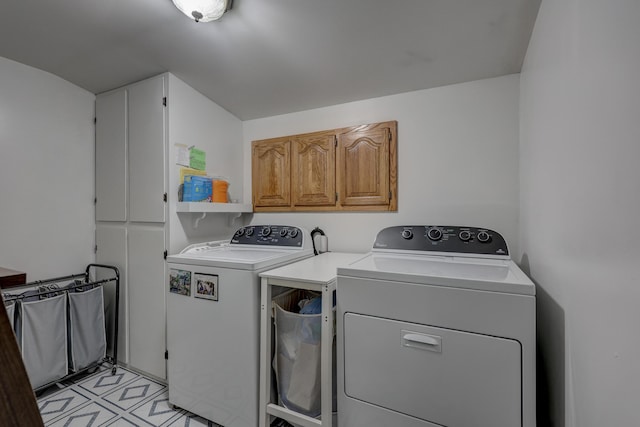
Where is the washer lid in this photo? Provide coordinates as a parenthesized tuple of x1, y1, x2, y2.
(167, 243, 313, 270)
(337, 252, 535, 295)
(167, 225, 314, 270)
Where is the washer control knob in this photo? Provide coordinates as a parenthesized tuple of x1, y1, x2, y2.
(427, 228, 443, 241)
(234, 228, 245, 238)
(280, 228, 288, 237)
(245, 227, 254, 237)
(458, 230, 471, 242)
(288, 229, 299, 238)
(477, 231, 491, 243)
(401, 229, 413, 240)
(261, 226, 272, 237)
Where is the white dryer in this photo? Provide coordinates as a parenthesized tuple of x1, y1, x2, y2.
(166, 225, 313, 427)
(337, 225, 536, 427)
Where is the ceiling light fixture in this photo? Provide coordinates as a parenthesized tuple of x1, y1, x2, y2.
(171, 0, 232, 23)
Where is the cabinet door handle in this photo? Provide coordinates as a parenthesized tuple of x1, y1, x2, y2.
(402, 330, 442, 353)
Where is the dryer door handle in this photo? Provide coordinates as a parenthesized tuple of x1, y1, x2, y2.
(402, 331, 442, 353)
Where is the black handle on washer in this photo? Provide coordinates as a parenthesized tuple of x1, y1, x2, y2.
(310, 227, 326, 256)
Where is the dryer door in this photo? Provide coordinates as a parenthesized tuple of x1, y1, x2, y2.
(343, 313, 522, 427)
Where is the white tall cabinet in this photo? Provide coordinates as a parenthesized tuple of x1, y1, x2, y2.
(129, 77, 166, 223)
(95, 75, 168, 380)
(95, 89, 127, 222)
(95, 73, 246, 381)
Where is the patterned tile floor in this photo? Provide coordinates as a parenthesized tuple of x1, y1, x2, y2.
(37, 366, 222, 426)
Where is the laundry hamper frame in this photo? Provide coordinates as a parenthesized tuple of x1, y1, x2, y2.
(2, 263, 120, 393)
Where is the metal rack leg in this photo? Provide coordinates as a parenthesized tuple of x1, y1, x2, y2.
(259, 278, 273, 427)
(320, 283, 333, 427)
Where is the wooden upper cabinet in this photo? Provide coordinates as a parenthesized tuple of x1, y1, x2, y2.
(252, 138, 291, 207)
(338, 124, 392, 207)
(292, 133, 336, 207)
(251, 120, 397, 212)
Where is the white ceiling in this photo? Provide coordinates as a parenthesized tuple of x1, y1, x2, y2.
(0, 0, 540, 120)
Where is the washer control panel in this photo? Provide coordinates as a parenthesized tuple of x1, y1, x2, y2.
(231, 225, 304, 247)
(373, 226, 509, 256)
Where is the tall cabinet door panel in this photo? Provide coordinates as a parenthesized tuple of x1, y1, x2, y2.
(128, 227, 166, 380)
(292, 134, 336, 206)
(96, 90, 127, 221)
(129, 76, 166, 223)
(96, 225, 128, 364)
(338, 126, 391, 207)
(252, 139, 291, 208)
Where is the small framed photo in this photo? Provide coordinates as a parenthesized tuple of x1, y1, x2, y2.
(195, 273, 219, 301)
(169, 269, 191, 296)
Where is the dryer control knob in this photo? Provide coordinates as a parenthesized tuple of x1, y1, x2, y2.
(261, 226, 272, 237)
(459, 230, 471, 242)
(280, 228, 288, 237)
(246, 227, 254, 237)
(234, 228, 245, 238)
(477, 231, 491, 243)
(427, 228, 443, 241)
(288, 229, 299, 238)
(401, 229, 413, 240)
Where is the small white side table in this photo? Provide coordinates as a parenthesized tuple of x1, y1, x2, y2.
(258, 252, 364, 427)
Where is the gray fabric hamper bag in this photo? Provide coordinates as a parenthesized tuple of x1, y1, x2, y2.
(273, 303, 323, 417)
(20, 293, 68, 389)
(68, 285, 107, 371)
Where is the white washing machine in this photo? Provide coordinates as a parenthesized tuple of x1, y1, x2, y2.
(337, 225, 536, 427)
(166, 225, 313, 427)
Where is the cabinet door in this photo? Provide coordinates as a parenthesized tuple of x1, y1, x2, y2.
(252, 139, 291, 207)
(129, 76, 166, 223)
(337, 122, 396, 208)
(128, 226, 166, 380)
(95, 225, 128, 364)
(96, 90, 127, 221)
(292, 133, 336, 206)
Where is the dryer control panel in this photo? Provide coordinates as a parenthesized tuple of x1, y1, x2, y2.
(231, 225, 305, 247)
(373, 226, 509, 257)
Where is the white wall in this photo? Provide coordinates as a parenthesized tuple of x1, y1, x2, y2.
(0, 56, 95, 280)
(519, 0, 640, 426)
(243, 75, 521, 254)
(167, 74, 244, 252)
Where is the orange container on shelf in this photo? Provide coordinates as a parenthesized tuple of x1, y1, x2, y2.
(212, 179, 229, 203)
